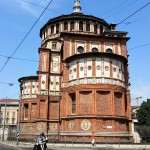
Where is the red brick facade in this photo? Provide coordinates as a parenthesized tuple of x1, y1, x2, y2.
(18, 9, 132, 143)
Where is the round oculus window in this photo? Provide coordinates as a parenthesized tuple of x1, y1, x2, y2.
(97, 65, 101, 70)
(88, 65, 92, 70)
(106, 48, 113, 53)
(42, 81, 45, 84)
(92, 47, 98, 52)
(77, 46, 84, 53)
(70, 70, 72, 74)
(80, 66, 84, 71)
(113, 67, 116, 72)
(105, 66, 109, 71)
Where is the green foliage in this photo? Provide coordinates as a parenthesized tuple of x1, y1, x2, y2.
(136, 99, 150, 140)
(137, 99, 150, 126)
(136, 126, 150, 141)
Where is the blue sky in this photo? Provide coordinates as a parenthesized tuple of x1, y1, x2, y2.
(0, 0, 150, 106)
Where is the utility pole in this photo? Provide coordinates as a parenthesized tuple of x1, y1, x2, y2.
(133, 96, 142, 106)
(16, 94, 21, 145)
(2, 99, 7, 141)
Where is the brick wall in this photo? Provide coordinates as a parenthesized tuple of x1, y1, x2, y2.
(114, 92, 123, 116)
(49, 102, 59, 119)
(96, 91, 111, 115)
(79, 91, 92, 115)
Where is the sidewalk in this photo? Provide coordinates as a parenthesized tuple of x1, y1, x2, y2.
(0, 140, 150, 150)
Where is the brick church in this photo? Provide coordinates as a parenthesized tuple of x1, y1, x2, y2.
(18, 0, 132, 142)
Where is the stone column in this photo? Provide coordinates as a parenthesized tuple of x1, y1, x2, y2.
(92, 58, 96, 77)
(97, 24, 100, 34)
(48, 27, 51, 36)
(90, 21, 94, 32)
(60, 22, 63, 32)
(54, 25, 56, 34)
(68, 21, 71, 31)
(83, 21, 86, 32)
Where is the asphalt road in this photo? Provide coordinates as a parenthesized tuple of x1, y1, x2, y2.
(0, 144, 20, 150)
(0, 143, 149, 150)
(0, 144, 114, 150)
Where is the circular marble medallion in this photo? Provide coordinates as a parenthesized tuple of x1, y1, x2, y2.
(68, 121, 75, 130)
(30, 123, 36, 131)
(37, 122, 45, 131)
(49, 123, 58, 131)
(81, 120, 91, 130)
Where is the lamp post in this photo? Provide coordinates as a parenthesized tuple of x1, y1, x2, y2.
(133, 96, 142, 106)
(16, 94, 21, 145)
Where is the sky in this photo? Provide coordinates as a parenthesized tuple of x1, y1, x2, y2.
(0, 0, 150, 106)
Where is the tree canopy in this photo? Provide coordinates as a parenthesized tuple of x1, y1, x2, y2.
(137, 99, 150, 126)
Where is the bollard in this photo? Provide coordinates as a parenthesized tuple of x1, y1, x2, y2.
(145, 140, 146, 148)
(105, 137, 107, 147)
(53, 140, 54, 147)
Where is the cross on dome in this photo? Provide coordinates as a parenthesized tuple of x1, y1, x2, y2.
(73, 0, 82, 13)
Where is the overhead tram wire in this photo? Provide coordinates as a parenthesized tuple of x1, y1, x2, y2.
(1, 41, 150, 64)
(128, 42, 150, 51)
(120, 13, 150, 27)
(0, 0, 53, 73)
(117, 2, 150, 26)
(20, 0, 64, 15)
(101, 0, 128, 17)
(0, 54, 38, 62)
(104, 0, 138, 19)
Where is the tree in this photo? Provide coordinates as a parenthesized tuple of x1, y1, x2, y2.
(136, 99, 150, 141)
(137, 99, 150, 126)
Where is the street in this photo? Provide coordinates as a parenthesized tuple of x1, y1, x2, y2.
(0, 143, 114, 150)
(0, 143, 149, 150)
(0, 144, 22, 150)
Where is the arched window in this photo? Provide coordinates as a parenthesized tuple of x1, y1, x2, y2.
(94, 24, 98, 34)
(77, 46, 84, 53)
(70, 21, 75, 31)
(64, 21, 68, 31)
(106, 48, 113, 53)
(51, 25, 54, 34)
(79, 21, 83, 31)
(86, 22, 90, 32)
(92, 47, 98, 52)
(100, 25, 103, 34)
(56, 23, 59, 33)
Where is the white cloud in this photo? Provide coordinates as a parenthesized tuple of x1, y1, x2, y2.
(14, 0, 41, 17)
